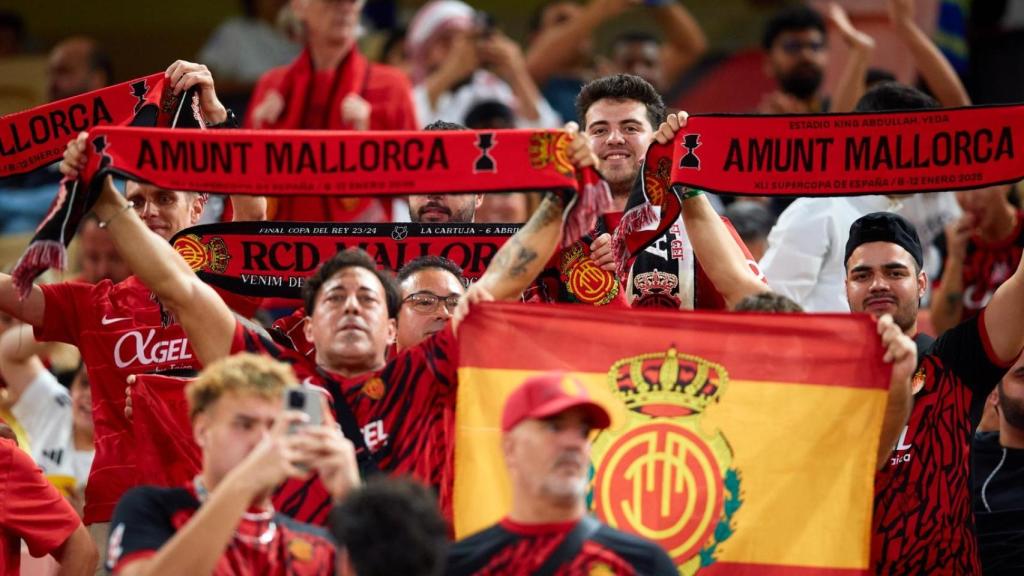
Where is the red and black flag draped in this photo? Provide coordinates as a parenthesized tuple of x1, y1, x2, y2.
(7, 74, 207, 296)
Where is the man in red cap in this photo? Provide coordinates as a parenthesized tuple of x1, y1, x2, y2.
(446, 371, 676, 575)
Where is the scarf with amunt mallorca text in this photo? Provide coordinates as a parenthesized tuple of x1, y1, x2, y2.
(610, 104, 1024, 305)
(11, 125, 612, 296)
(246, 47, 407, 222)
(6, 74, 205, 296)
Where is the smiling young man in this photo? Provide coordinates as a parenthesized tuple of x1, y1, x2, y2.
(446, 372, 676, 575)
(843, 212, 1024, 575)
(86, 121, 599, 526)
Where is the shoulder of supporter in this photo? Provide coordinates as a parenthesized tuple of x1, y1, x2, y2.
(107, 485, 195, 572)
(590, 523, 677, 576)
(0, 439, 81, 558)
(928, 311, 1015, 394)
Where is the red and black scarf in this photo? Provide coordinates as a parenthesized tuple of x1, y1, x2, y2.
(8, 75, 206, 297)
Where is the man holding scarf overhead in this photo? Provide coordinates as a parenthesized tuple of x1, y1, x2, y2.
(246, 0, 418, 223)
(75, 120, 600, 527)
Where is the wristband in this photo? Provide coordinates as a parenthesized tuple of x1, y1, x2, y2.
(681, 188, 705, 201)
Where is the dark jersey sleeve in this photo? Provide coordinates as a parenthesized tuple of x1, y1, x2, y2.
(107, 486, 195, 573)
(929, 311, 1013, 418)
(590, 525, 678, 576)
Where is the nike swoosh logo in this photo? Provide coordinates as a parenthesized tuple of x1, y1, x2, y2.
(100, 315, 131, 326)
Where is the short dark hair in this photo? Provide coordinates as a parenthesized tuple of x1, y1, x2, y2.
(396, 255, 465, 286)
(762, 5, 827, 51)
(329, 478, 448, 576)
(733, 292, 804, 313)
(611, 30, 660, 52)
(423, 119, 467, 131)
(576, 73, 666, 130)
(865, 67, 897, 87)
(464, 100, 515, 129)
(854, 81, 939, 112)
(302, 249, 400, 318)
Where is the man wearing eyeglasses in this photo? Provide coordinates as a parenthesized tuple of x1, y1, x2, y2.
(758, 5, 828, 114)
(396, 256, 466, 353)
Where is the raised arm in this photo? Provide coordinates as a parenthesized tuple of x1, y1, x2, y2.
(654, 113, 765, 307)
(526, 0, 628, 86)
(471, 122, 598, 303)
(60, 133, 236, 366)
(827, 3, 876, 113)
(876, 314, 915, 470)
(0, 276, 45, 328)
(929, 216, 972, 334)
(888, 0, 970, 107)
(654, 1, 709, 84)
(0, 323, 52, 405)
(980, 243, 1024, 363)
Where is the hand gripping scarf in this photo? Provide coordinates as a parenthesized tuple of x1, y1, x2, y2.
(8, 74, 206, 296)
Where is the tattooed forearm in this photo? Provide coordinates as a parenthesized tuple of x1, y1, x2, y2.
(491, 238, 539, 278)
(521, 192, 566, 234)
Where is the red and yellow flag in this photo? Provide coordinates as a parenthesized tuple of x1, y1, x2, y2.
(455, 302, 889, 575)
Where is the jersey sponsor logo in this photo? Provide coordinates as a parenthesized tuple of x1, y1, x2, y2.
(42, 447, 64, 466)
(361, 419, 388, 452)
(890, 425, 914, 466)
(113, 329, 193, 368)
(107, 522, 126, 570)
(101, 314, 132, 325)
(591, 347, 741, 575)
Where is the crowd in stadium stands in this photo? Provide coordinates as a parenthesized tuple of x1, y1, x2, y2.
(0, 0, 1023, 574)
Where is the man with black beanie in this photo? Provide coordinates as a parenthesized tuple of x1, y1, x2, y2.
(844, 211, 1024, 575)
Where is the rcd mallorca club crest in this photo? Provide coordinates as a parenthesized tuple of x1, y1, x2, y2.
(590, 347, 741, 575)
(173, 234, 230, 273)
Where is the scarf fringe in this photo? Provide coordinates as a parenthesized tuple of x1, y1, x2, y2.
(561, 169, 613, 249)
(610, 201, 657, 281)
(11, 240, 67, 299)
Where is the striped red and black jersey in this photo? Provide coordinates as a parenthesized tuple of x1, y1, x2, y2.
(872, 311, 1014, 575)
(107, 483, 335, 575)
(232, 320, 458, 525)
(934, 210, 1024, 322)
(447, 517, 677, 576)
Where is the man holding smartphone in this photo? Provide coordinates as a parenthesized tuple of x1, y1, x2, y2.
(106, 353, 358, 576)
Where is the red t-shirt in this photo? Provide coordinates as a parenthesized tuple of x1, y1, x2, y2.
(0, 439, 82, 576)
(35, 277, 260, 524)
(233, 321, 458, 525)
(108, 483, 335, 575)
(36, 277, 200, 524)
(872, 312, 1014, 574)
(934, 210, 1024, 322)
(446, 517, 677, 575)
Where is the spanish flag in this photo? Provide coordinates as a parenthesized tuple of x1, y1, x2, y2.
(455, 302, 889, 575)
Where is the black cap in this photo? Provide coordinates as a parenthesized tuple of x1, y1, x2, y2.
(845, 212, 923, 269)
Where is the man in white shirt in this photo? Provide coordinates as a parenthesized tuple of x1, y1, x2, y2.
(0, 324, 94, 505)
(759, 83, 960, 312)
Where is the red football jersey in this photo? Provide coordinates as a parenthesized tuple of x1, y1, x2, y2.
(35, 277, 203, 524)
(0, 439, 82, 576)
(233, 321, 458, 525)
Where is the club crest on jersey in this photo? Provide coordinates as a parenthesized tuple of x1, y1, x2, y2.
(590, 347, 741, 575)
(173, 234, 230, 274)
(288, 539, 313, 562)
(588, 562, 614, 576)
(528, 132, 573, 177)
(363, 377, 385, 401)
(560, 242, 619, 306)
